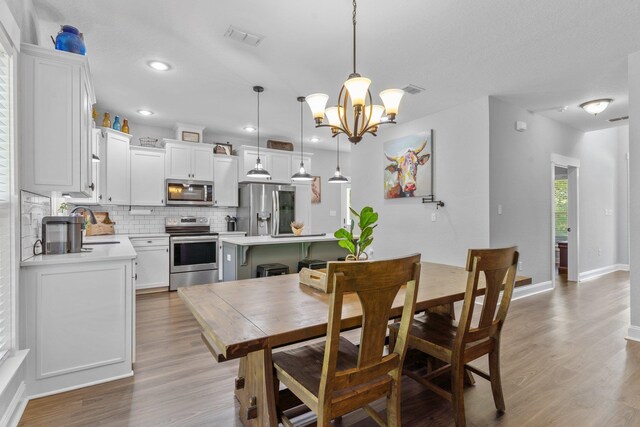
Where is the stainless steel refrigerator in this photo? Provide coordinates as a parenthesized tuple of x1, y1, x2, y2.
(237, 183, 296, 236)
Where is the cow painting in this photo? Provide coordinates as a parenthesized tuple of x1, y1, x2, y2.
(383, 133, 433, 199)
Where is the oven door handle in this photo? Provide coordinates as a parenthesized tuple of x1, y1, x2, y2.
(171, 236, 218, 243)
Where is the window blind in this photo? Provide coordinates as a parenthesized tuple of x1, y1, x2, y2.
(0, 50, 12, 361)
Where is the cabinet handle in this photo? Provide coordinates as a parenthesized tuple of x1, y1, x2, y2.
(166, 248, 169, 253)
(108, 197, 112, 202)
(89, 182, 95, 191)
(161, 199, 164, 204)
(134, 273, 138, 281)
(147, 240, 153, 243)
(99, 194, 103, 200)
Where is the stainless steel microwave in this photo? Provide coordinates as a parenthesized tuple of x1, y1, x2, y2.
(165, 179, 214, 206)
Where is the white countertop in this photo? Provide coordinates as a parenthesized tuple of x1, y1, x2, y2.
(126, 232, 170, 238)
(21, 235, 137, 267)
(219, 234, 338, 246)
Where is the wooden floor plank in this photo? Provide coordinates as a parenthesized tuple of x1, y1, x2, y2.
(19, 271, 640, 426)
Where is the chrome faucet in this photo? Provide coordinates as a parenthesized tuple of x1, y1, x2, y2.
(70, 206, 98, 226)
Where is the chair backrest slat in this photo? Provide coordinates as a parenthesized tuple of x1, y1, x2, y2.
(318, 254, 421, 399)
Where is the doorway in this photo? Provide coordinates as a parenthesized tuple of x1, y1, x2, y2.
(551, 155, 580, 285)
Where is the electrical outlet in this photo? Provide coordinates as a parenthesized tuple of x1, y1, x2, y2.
(598, 248, 601, 256)
(431, 213, 437, 222)
(498, 204, 502, 215)
(518, 261, 523, 271)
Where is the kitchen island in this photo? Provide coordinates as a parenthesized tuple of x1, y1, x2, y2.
(220, 234, 348, 281)
(20, 235, 136, 398)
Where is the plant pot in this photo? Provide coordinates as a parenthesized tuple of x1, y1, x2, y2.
(345, 253, 369, 261)
(292, 227, 303, 236)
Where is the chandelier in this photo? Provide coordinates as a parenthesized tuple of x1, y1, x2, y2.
(305, 0, 404, 144)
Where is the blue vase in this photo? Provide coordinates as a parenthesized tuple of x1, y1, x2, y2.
(55, 25, 86, 55)
(113, 116, 121, 131)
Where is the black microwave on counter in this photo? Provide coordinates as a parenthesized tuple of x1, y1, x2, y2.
(165, 179, 214, 206)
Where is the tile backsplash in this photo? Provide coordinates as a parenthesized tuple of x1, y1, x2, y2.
(72, 205, 238, 235)
(21, 191, 51, 261)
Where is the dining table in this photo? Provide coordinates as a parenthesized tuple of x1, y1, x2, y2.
(178, 261, 532, 426)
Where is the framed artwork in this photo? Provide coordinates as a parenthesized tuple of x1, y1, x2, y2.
(182, 131, 200, 143)
(311, 176, 321, 204)
(214, 142, 233, 155)
(383, 130, 433, 199)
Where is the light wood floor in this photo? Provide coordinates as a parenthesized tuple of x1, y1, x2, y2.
(19, 271, 639, 426)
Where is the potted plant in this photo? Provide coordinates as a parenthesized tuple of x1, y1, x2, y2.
(334, 206, 378, 260)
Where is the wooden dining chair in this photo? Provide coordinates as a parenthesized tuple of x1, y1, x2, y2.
(272, 254, 422, 427)
(389, 247, 519, 427)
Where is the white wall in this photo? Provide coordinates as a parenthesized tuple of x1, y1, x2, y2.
(628, 50, 640, 338)
(351, 97, 491, 266)
(489, 97, 627, 284)
(617, 126, 630, 265)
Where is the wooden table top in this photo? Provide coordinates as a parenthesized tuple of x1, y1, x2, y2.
(179, 262, 532, 362)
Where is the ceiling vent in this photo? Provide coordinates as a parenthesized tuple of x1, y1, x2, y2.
(402, 84, 425, 95)
(608, 115, 629, 123)
(224, 26, 263, 47)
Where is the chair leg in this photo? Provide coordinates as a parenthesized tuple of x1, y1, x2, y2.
(451, 360, 467, 427)
(488, 348, 506, 412)
(387, 375, 401, 427)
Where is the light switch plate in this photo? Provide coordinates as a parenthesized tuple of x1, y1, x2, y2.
(431, 213, 437, 222)
(329, 210, 336, 217)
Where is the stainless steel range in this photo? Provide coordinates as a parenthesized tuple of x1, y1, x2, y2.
(165, 216, 218, 291)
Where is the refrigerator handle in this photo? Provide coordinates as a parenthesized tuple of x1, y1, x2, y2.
(272, 191, 280, 236)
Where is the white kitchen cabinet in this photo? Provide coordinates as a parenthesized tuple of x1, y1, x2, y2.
(131, 237, 169, 290)
(164, 140, 213, 181)
(213, 155, 238, 207)
(20, 44, 96, 197)
(101, 128, 131, 205)
(130, 147, 165, 206)
(21, 258, 134, 397)
(67, 128, 103, 205)
(237, 146, 293, 184)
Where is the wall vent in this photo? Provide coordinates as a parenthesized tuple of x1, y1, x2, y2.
(608, 115, 629, 123)
(402, 84, 425, 95)
(224, 26, 263, 47)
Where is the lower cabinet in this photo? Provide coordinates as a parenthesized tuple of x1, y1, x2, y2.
(21, 259, 134, 398)
(131, 237, 170, 290)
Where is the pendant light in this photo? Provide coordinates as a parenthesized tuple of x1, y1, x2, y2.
(291, 96, 314, 182)
(246, 86, 271, 179)
(328, 134, 349, 184)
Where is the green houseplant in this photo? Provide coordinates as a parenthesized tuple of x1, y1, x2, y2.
(334, 206, 378, 260)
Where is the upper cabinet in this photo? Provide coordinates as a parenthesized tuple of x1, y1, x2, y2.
(237, 146, 295, 184)
(164, 140, 213, 181)
(101, 128, 131, 205)
(130, 147, 165, 206)
(20, 44, 96, 197)
(213, 155, 238, 207)
(66, 128, 102, 205)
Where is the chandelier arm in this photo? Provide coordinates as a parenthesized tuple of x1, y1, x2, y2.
(356, 91, 373, 137)
(316, 123, 348, 135)
(362, 119, 395, 135)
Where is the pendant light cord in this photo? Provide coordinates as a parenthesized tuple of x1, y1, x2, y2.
(300, 100, 304, 164)
(337, 134, 340, 167)
(257, 90, 260, 159)
(352, 0, 357, 75)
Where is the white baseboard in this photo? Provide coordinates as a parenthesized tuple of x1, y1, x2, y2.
(475, 280, 553, 305)
(511, 280, 553, 301)
(0, 350, 29, 427)
(579, 264, 629, 282)
(626, 325, 640, 342)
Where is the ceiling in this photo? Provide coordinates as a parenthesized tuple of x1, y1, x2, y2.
(33, 0, 640, 150)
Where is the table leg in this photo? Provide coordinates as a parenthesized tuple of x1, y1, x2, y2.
(234, 348, 277, 427)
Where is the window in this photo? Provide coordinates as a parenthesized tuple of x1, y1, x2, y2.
(555, 178, 568, 241)
(0, 47, 13, 361)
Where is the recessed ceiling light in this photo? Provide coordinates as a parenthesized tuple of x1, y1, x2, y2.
(579, 98, 613, 116)
(137, 109, 154, 116)
(147, 60, 171, 71)
(310, 137, 320, 143)
(243, 125, 256, 132)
